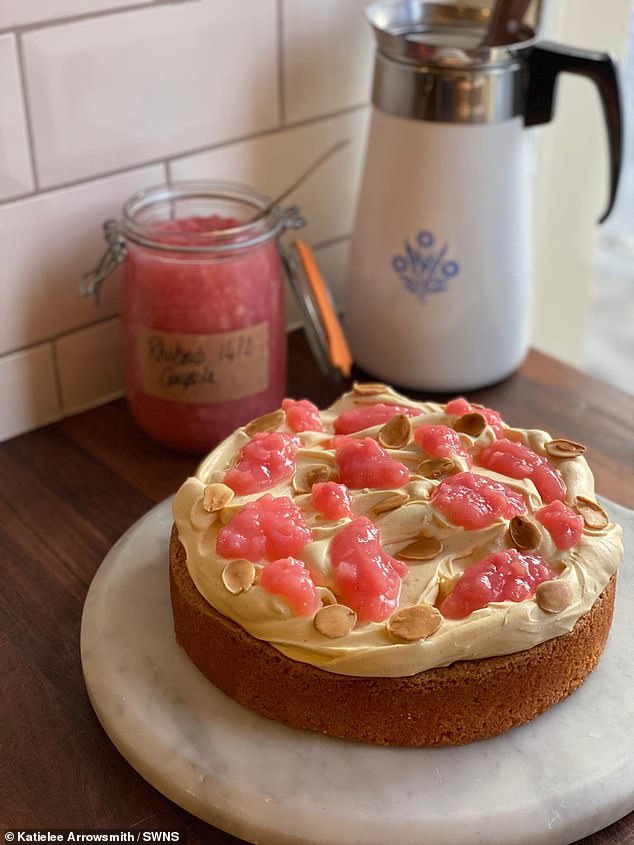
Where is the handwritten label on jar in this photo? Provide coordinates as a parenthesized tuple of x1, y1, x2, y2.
(138, 323, 269, 404)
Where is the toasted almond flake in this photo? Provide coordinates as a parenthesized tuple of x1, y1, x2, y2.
(221, 560, 256, 595)
(314, 603, 356, 638)
(372, 491, 410, 515)
(535, 580, 573, 613)
(574, 496, 609, 530)
(417, 457, 457, 479)
(352, 382, 389, 396)
(318, 586, 338, 607)
(218, 505, 241, 525)
(508, 515, 541, 550)
(452, 412, 487, 437)
(398, 536, 443, 561)
(377, 414, 412, 449)
(244, 408, 285, 436)
(292, 463, 333, 494)
(202, 482, 235, 513)
(545, 438, 587, 459)
(387, 604, 442, 642)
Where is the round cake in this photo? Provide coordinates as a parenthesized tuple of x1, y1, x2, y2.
(170, 385, 623, 746)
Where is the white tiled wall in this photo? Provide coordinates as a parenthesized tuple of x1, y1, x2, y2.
(0, 35, 34, 199)
(282, 0, 374, 122)
(0, 0, 373, 443)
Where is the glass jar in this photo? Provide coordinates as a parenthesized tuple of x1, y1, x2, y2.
(84, 181, 305, 453)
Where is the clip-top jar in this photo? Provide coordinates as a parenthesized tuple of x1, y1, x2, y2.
(82, 181, 305, 453)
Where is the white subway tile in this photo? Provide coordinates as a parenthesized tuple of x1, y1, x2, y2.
(282, 0, 373, 123)
(0, 343, 60, 442)
(55, 318, 124, 414)
(170, 109, 370, 248)
(0, 0, 151, 28)
(22, 0, 279, 187)
(0, 35, 34, 200)
(0, 164, 163, 356)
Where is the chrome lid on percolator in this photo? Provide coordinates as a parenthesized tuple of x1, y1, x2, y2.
(365, 1, 540, 68)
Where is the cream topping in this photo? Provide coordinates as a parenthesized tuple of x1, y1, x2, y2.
(172, 387, 623, 678)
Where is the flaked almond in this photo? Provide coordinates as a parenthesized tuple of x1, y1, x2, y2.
(202, 482, 235, 513)
(387, 604, 442, 642)
(574, 496, 609, 530)
(508, 515, 541, 550)
(244, 408, 284, 436)
(545, 438, 587, 459)
(452, 412, 487, 438)
(372, 491, 410, 515)
(218, 505, 241, 525)
(377, 414, 412, 449)
(535, 580, 573, 613)
(292, 463, 333, 494)
(314, 603, 356, 638)
(398, 536, 443, 561)
(417, 457, 457, 479)
(318, 586, 338, 607)
(221, 559, 256, 595)
(353, 382, 389, 397)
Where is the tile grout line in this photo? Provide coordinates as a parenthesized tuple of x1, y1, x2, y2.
(0, 313, 122, 361)
(0, 102, 369, 209)
(0, 0, 192, 38)
(276, 0, 286, 127)
(13, 32, 40, 191)
(313, 233, 352, 251)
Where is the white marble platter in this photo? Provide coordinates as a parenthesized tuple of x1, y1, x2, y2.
(81, 498, 634, 845)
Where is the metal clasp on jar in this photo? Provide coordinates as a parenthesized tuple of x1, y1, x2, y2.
(279, 205, 306, 231)
(80, 219, 127, 305)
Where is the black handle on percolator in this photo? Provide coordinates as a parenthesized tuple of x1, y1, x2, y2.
(524, 41, 623, 223)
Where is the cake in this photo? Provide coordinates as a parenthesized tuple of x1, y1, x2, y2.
(170, 385, 623, 746)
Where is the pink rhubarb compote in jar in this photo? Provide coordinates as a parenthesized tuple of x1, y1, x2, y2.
(117, 182, 294, 452)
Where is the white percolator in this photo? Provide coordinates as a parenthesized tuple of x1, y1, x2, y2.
(346, 1, 622, 391)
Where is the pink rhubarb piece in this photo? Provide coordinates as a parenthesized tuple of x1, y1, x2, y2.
(477, 438, 566, 504)
(329, 517, 408, 622)
(311, 482, 353, 520)
(216, 494, 312, 562)
(432, 471, 526, 530)
(334, 437, 409, 489)
(537, 500, 584, 550)
(282, 398, 324, 433)
(259, 557, 321, 616)
(334, 403, 420, 435)
(224, 432, 300, 495)
(445, 397, 505, 438)
(415, 424, 472, 466)
(440, 548, 557, 619)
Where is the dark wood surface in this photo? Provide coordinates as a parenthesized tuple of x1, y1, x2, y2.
(1, 329, 633, 843)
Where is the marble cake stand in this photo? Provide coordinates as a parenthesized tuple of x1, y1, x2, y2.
(81, 498, 634, 845)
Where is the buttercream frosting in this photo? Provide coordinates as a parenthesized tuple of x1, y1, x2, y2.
(172, 387, 623, 678)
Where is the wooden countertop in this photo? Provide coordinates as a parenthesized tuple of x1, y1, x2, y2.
(2, 329, 632, 843)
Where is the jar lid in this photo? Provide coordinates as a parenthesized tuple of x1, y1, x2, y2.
(283, 239, 352, 380)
